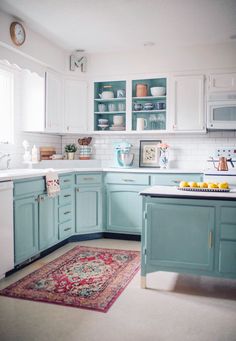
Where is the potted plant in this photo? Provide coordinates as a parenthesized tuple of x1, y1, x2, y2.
(65, 143, 77, 160)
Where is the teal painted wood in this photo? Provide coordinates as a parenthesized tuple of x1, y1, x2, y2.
(105, 172, 150, 185)
(151, 173, 202, 186)
(60, 174, 75, 189)
(76, 173, 102, 185)
(219, 241, 236, 274)
(75, 186, 102, 233)
(39, 194, 58, 251)
(14, 178, 45, 197)
(146, 201, 214, 271)
(59, 221, 74, 240)
(141, 197, 236, 280)
(106, 184, 145, 233)
(58, 188, 73, 206)
(59, 204, 73, 223)
(14, 196, 39, 265)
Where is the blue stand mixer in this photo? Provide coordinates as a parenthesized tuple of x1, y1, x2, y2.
(114, 142, 134, 168)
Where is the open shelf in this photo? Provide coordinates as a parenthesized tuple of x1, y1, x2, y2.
(95, 111, 126, 114)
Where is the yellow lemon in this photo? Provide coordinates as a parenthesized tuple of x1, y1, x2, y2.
(189, 181, 198, 188)
(208, 183, 218, 189)
(179, 181, 189, 188)
(218, 182, 229, 189)
(198, 182, 208, 188)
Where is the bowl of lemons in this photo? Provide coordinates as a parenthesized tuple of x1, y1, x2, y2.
(178, 181, 230, 192)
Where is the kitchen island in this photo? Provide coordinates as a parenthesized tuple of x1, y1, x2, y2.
(140, 186, 236, 288)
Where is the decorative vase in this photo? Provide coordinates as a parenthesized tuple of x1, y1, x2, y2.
(159, 149, 169, 169)
(67, 152, 75, 160)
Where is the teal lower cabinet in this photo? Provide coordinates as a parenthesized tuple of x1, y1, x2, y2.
(106, 185, 145, 234)
(75, 186, 102, 233)
(39, 194, 58, 250)
(14, 196, 39, 265)
(141, 196, 236, 287)
(58, 187, 75, 241)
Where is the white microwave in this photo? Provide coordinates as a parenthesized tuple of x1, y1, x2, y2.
(207, 93, 236, 130)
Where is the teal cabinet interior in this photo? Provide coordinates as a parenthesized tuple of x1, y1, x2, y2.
(75, 173, 103, 233)
(39, 194, 58, 250)
(14, 195, 39, 265)
(94, 80, 126, 131)
(132, 77, 167, 131)
(141, 197, 236, 286)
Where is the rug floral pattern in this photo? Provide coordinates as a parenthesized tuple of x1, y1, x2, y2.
(0, 246, 140, 312)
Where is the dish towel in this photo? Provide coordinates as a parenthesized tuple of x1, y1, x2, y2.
(46, 170, 60, 197)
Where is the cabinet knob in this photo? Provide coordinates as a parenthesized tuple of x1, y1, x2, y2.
(76, 188, 80, 192)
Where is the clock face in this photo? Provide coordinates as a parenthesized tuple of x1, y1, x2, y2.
(10, 22, 26, 46)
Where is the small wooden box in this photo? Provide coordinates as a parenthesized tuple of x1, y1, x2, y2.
(40, 147, 56, 160)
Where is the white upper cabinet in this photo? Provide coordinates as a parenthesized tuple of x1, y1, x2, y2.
(64, 79, 87, 133)
(170, 74, 205, 132)
(208, 73, 236, 92)
(45, 71, 63, 132)
(22, 70, 45, 132)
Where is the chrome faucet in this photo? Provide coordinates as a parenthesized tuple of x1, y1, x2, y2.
(0, 153, 11, 169)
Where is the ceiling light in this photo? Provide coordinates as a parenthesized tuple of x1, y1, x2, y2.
(143, 42, 155, 47)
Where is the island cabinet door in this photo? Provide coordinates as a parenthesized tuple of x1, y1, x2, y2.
(146, 201, 215, 272)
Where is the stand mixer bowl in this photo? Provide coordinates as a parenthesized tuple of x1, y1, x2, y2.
(117, 151, 134, 167)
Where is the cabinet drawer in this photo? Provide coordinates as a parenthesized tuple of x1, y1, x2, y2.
(59, 221, 73, 240)
(220, 206, 236, 224)
(60, 174, 74, 189)
(221, 224, 236, 241)
(59, 189, 73, 206)
(14, 178, 45, 197)
(219, 241, 236, 274)
(59, 204, 73, 223)
(151, 173, 202, 186)
(105, 173, 149, 185)
(76, 173, 102, 185)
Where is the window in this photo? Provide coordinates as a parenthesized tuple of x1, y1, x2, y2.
(0, 66, 14, 144)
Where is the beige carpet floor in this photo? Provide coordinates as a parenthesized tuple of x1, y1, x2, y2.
(0, 239, 236, 341)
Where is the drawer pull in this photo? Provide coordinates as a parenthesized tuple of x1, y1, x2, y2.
(64, 227, 71, 232)
(63, 194, 71, 198)
(172, 180, 181, 184)
(122, 179, 135, 182)
(64, 211, 71, 215)
(208, 231, 213, 248)
(83, 177, 94, 181)
(63, 179, 71, 183)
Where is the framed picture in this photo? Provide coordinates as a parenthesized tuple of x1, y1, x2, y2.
(139, 140, 161, 168)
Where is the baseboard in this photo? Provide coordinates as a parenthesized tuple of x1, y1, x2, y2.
(69, 232, 104, 242)
(104, 232, 141, 241)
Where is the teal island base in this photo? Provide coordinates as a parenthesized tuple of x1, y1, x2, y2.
(141, 194, 236, 288)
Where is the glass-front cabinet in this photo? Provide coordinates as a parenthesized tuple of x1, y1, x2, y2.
(94, 80, 126, 131)
(132, 77, 167, 131)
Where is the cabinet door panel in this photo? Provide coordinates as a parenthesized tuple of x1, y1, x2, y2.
(14, 197, 38, 264)
(76, 187, 102, 232)
(107, 185, 143, 233)
(171, 75, 205, 131)
(39, 195, 58, 250)
(146, 202, 214, 271)
(219, 241, 236, 275)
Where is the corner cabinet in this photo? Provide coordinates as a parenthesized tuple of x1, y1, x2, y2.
(64, 79, 87, 133)
(170, 74, 206, 132)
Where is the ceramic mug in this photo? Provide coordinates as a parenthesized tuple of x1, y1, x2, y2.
(117, 89, 126, 98)
(118, 102, 125, 111)
(136, 118, 147, 131)
(98, 104, 106, 112)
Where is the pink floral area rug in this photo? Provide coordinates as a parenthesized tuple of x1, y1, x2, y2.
(0, 246, 140, 312)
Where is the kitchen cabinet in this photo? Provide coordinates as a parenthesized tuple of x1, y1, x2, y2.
(39, 194, 58, 250)
(14, 196, 39, 265)
(75, 173, 103, 233)
(170, 74, 205, 132)
(141, 195, 236, 287)
(64, 78, 87, 133)
(94, 80, 126, 132)
(208, 73, 236, 92)
(132, 77, 167, 131)
(45, 70, 64, 132)
(151, 173, 202, 186)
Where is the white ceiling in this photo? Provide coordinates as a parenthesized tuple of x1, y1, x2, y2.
(0, 0, 236, 53)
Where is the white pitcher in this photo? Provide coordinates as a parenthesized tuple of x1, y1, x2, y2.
(136, 118, 147, 131)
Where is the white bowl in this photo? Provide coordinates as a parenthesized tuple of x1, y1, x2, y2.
(98, 119, 109, 124)
(150, 87, 166, 96)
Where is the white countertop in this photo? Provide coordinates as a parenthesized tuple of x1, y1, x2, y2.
(0, 167, 203, 182)
(140, 185, 236, 200)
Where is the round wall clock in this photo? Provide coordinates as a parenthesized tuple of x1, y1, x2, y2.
(10, 22, 26, 46)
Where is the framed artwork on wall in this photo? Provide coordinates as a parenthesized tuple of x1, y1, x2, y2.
(139, 140, 161, 168)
